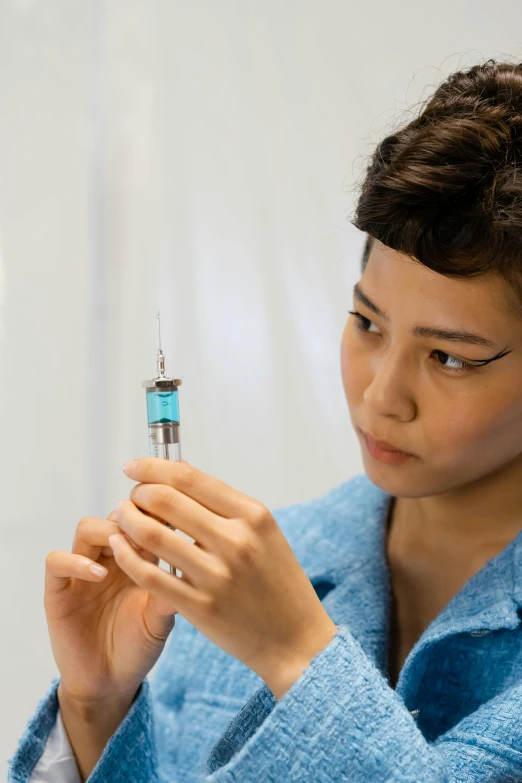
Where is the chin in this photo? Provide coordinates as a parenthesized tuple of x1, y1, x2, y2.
(361, 453, 425, 497)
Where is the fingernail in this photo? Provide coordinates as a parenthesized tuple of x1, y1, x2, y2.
(123, 460, 138, 475)
(109, 533, 121, 552)
(89, 563, 108, 578)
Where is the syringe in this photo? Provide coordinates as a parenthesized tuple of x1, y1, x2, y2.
(142, 310, 182, 576)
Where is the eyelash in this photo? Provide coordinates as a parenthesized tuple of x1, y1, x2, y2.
(347, 311, 480, 375)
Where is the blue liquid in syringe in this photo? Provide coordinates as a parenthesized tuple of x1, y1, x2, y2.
(146, 390, 180, 425)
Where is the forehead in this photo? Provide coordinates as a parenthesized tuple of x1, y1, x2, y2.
(364, 241, 516, 323)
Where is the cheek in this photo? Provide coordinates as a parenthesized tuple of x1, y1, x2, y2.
(427, 386, 522, 468)
(434, 405, 488, 454)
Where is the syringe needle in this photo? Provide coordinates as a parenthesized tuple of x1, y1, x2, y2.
(156, 309, 162, 352)
(155, 310, 166, 377)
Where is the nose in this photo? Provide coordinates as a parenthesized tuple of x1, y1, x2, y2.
(362, 348, 415, 417)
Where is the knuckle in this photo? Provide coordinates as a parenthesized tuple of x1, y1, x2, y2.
(133, 483, 171, 511)
(129, 483, 147, 504)
(76, 517, 91, 535)
(234, 533, 261, 567)
(219, 525, 260, 568)
(248, 503, 271, 531)
(208, 557, 232, 587)
(154, 484, 174, 509)
(143, 523, 163, 549)
(118, 498, 132, 514)
(45, 550, 60, 568)
(197, 591, 217, 614)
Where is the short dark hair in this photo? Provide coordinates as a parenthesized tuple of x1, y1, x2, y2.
(353, 59, 522, 317)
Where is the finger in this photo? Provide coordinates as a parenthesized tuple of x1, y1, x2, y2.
(71, 514, 159, 566)
(45, 550, 110, 596)
(116, 499, 220, 588)
(129, 483, 223, 552)
(72, 516, 126, 562)
(123, 458, 258, 519)
(110, 508, 155, 553)
(109, 532, 201, 615)
(98, 510, 119, 556)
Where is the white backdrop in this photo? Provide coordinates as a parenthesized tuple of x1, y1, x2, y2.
(1, 0, 521, 772)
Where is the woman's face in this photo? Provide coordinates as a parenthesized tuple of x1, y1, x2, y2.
(341, 240, 522, 498)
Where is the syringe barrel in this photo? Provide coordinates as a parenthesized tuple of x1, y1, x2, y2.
(144, 386, 182, 461)
(147, 420, 182, 461)
(142, 379, 183, 576)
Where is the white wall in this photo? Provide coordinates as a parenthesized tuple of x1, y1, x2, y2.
(1, 0, 521, 772)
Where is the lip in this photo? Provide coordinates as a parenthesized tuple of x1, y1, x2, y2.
(360, 429, 415, 456)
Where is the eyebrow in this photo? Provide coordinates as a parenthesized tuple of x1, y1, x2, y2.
(353, 283, 499, 350)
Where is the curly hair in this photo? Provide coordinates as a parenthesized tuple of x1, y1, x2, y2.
(352, 59, 522, 317)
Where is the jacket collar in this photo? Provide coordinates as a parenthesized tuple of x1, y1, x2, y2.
(291, 475, 522, 686)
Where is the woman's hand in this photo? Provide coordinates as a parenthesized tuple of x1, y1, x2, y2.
(110, 458, 339, 699)
(45, 509, 179, 710)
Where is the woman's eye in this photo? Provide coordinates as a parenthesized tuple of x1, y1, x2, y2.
(349, 311, 378, 333)
(347, 310, 478, 374)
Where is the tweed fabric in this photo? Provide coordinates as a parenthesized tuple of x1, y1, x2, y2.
(9, 473, 522, 782)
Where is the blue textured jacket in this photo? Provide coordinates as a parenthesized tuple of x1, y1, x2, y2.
(8, 473, 522, 782)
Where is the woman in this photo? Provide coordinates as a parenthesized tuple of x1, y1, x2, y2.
(9, 58, 522, 782)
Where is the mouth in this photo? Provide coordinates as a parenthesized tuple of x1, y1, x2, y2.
(360, 429, 416, 457)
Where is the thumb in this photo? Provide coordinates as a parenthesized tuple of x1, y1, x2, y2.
(143, 592, 177, 642)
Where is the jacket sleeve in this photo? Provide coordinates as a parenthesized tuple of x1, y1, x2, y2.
(8, 674, 162, 783)
(203, 624, 522, 782)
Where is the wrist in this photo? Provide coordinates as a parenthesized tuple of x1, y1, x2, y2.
(57, 683, 139, 724)
(57, 684, 140, 782)
(261, 619, 339, 701)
